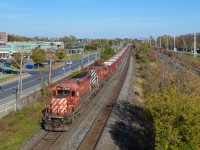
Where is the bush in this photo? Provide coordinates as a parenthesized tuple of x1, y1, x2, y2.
(142, 61, 200, 149)
(147, 53, 157, 62)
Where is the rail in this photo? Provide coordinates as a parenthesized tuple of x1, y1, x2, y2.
(77, 48, 131, 150)
(30, 131, 64, 150)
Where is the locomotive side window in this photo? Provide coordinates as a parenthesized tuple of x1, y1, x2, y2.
(72, 90, 75, 97)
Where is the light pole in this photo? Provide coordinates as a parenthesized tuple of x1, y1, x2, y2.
(67, 55, 71, 74)
(49, 42, 54, 85)
(174, 36, 176, 51)
(63, 67, 65, 76)
(82, 45, 85, 66)
(87, 51, 89, 65)
(194, 32, 197, 58)
(96, 45, 98, 60)
(16, 45, 25, 101)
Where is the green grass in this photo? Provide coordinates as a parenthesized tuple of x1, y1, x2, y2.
(0, 101, 44, 150)
(65, 54, 83, 61)
(175, 52, 200, 60)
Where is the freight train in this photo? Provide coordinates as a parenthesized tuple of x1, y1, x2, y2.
(42, 45, 131, 131)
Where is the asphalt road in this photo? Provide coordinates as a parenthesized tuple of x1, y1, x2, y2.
(0, 53, 99, 105)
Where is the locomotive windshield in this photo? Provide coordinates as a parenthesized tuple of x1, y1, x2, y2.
(54, 87, 70, 98)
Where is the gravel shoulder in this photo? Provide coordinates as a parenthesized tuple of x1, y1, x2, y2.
(95, 52, 135, 150)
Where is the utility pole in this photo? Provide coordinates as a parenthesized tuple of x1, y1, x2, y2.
(155, 39, 157, 47)
(82, 44, 85, 66)
(166, 38, 169, 50)
(17, 46, 25, 101)
(194, 32, 197, 58)
(49, 42, 54, 85)
(174, 36, 176, 51)
(149, 37, 151, 46)
(96, 45, 98, 60)
(159, 37, 161, 48)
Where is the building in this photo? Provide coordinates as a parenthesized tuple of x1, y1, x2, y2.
(0, 41, 64, 58)
(0, 32, 7, 45)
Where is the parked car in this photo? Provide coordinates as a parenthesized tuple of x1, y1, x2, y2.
(0, 67, 4, 72)
(34, 63, 45, 68)
(25, 64, 36, 69)
(41, 61, 49, 65)
(0, 59, 7, 63)
(2, 69, 19, 74)
(4, 62, 12, 68)
(66, 61, 72, 65)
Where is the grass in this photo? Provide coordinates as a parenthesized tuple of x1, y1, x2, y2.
(175, 52, 200, 61)
(0, 101, 44, 150)
(133, 64, 144, 104)
(0, 74, 19, 84)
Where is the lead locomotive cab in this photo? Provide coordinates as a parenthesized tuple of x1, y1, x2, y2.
(42, 82, 79, 131)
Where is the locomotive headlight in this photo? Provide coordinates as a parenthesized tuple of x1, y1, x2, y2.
(47, 115, 51, 119)
(61, 118, 64, 122)
(48, 118, 51, 121)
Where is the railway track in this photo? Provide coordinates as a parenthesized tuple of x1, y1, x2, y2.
(77, 49, 131, 150)
(26, 47, 132, 150)
(153, 50, 200, 75)
(30, 131, 64, 150)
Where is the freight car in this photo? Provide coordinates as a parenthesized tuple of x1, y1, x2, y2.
(42, 45, 130, 131)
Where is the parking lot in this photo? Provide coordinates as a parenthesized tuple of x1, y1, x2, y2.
(0, 62, 14, 79)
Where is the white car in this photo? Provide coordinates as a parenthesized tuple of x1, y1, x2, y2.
(66, 61, 72, 65)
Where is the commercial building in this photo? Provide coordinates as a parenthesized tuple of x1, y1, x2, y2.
(0, 41, 64, 58)
(0, 32, 7, 45)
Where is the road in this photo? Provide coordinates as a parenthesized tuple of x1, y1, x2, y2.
(0, 53, 99, 105)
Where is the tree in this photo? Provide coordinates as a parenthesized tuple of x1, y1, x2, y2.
(11, 52, 25, 69)
(56, 49, 66, 61)
(101, 46, 116, 60)
(30, 48, 47, 64)
(142, 60, 200, 149)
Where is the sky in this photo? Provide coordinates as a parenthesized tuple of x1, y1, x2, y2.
(1, 0, 200, 39)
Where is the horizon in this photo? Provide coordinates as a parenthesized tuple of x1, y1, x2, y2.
(1, 0, 200, 39)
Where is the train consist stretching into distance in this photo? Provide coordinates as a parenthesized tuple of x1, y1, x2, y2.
(42, 45, 131, 131)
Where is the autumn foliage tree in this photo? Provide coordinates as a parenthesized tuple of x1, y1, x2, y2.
(30, 48, 47, 64)
(11, 52, 26, 69)
(55, 49, 66, 61)
(142, 61, 200, 149)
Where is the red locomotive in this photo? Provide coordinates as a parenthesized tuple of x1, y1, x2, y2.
(42, 45, 130, 131)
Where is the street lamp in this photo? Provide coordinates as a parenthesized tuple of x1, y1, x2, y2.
(15, 45, 25, 101)
(49, 42, 54, 85)
(96, 45, 98, 60)
(63, 67, 65, 76)
(87, 51, 89, 65)
(82, 45, 85, 66)
(67, 55, 71, 74)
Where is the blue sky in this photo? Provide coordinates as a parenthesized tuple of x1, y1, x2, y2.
(1, 0, 200, 39)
